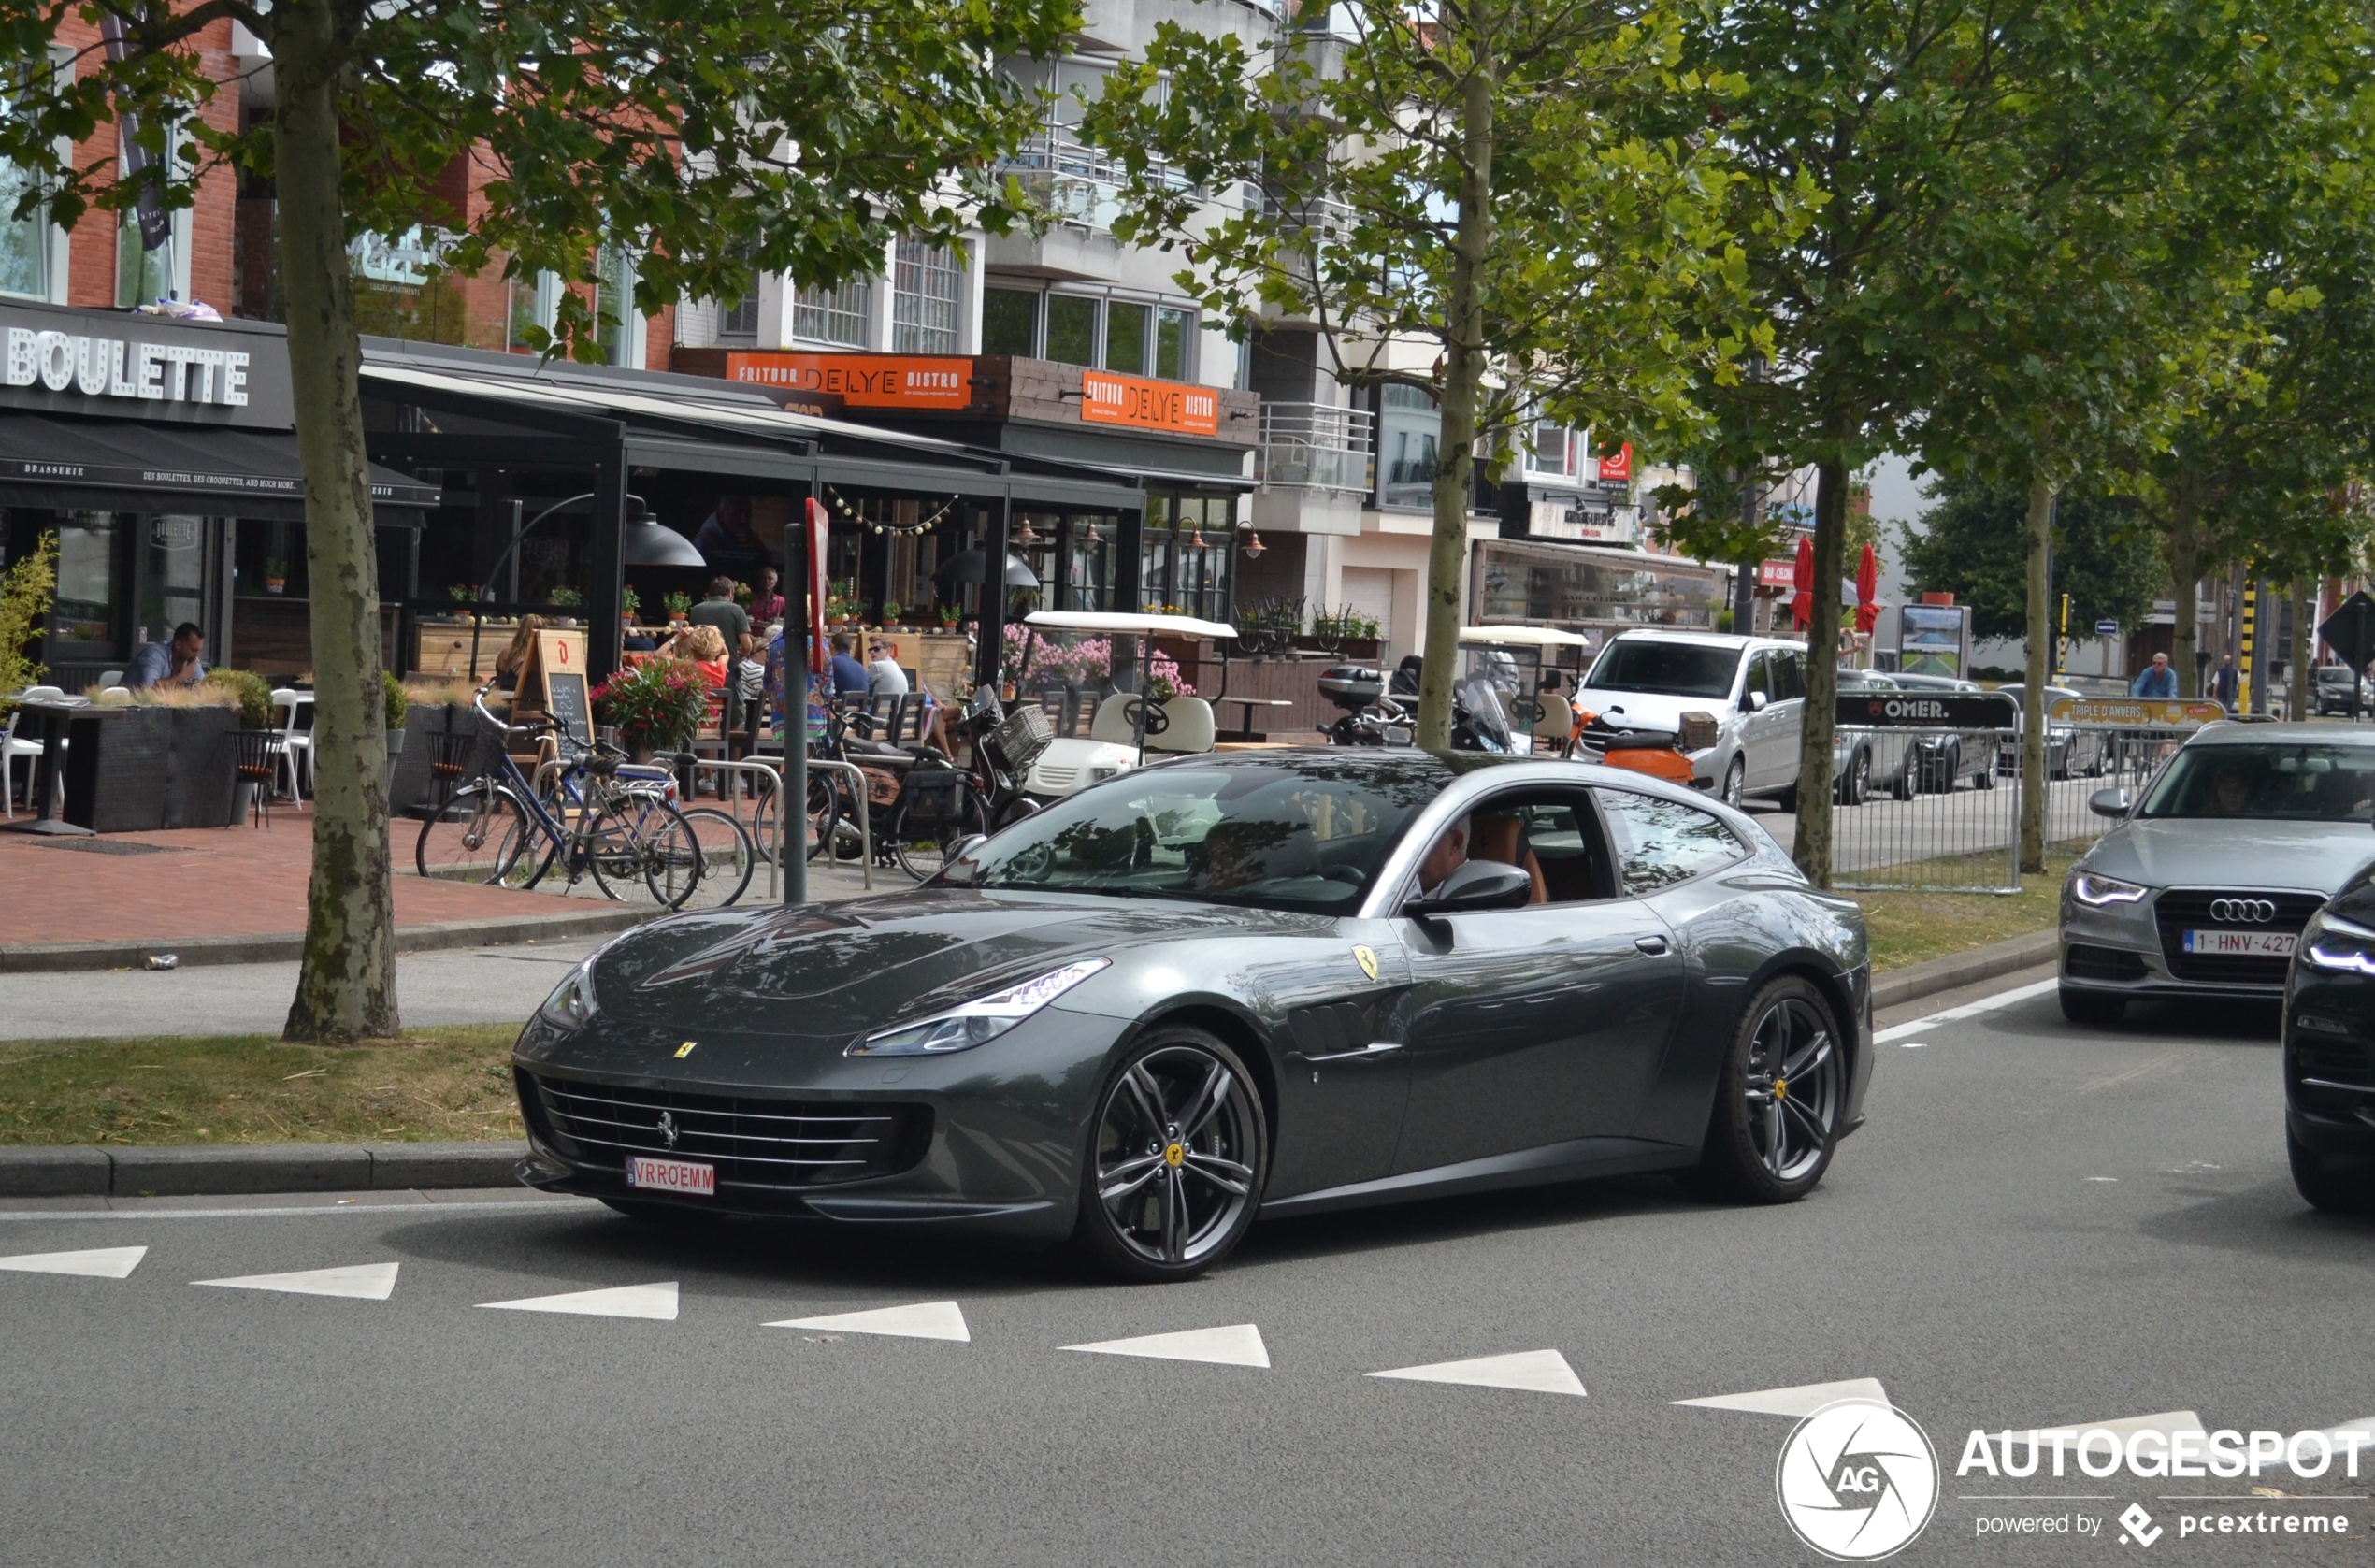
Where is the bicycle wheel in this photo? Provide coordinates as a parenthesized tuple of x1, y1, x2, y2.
(588, 794, 704, 910)
(889, 783, 987, 882)
(803, 771, 842, 863)
(414, 783, 533, 885)
(676, 807, 756, 906)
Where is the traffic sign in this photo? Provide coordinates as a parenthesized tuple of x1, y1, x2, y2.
(2094, 619, 2120, 637)
(2319, 590, 2375, 672)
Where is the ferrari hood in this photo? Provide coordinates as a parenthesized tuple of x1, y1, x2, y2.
(2084, 818, 2375, 895)
(584, 889, 1294, 1040)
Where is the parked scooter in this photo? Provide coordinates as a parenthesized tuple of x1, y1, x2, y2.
(1318, 656, 1514, 752)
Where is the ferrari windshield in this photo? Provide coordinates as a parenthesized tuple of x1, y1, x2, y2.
(2137, 743, 2375, 822)
(1585, 640, 1741, 699)
(940, 758, 1443, 912)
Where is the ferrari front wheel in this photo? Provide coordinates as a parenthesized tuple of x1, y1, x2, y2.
(1076, 1027, 1268, 1282)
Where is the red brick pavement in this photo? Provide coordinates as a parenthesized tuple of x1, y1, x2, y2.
(0, 804, 600, 947)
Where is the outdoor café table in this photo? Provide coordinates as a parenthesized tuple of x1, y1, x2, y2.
(1219, 696, 1295, 739)
(4, 696, 92, 837)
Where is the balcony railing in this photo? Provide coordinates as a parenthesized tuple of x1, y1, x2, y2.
(1000, 132, 1194, 233)
(1259, 402, 1375, 495)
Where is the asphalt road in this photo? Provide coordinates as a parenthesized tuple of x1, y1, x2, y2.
(4, 967, 2369, 1566)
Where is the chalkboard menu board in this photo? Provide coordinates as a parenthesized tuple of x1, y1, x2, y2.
(543, 671, 591, 746)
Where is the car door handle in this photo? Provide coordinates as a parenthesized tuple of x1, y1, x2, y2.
(1300, 1041, 1404, 1063)
(1635, 936, 1669, 956)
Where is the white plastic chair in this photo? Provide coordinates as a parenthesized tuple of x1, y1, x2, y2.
(4, 688, 65, 819)
(269, 687, 313, 800)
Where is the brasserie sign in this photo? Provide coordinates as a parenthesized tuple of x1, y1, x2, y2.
(0, 300, 293, 427)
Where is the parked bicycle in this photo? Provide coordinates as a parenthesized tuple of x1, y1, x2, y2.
(413, 683, 705, 910)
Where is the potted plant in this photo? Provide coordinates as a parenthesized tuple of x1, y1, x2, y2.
(384, 671, 409, 758)
(620, 584, 642, 624)
(592, 658, 711, 760)
(881, 600, 902, 630)
(937, 604, 959, 630)
(264, 558, 288, 596)
(662, 590, 694, 626)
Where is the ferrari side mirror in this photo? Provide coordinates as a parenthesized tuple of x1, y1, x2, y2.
(1403, 860, 1533, 917)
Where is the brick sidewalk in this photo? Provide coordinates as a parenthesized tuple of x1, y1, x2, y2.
(0, 801, 878, 953)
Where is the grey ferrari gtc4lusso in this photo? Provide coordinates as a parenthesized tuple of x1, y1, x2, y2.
(513, 750, 1872, 1279)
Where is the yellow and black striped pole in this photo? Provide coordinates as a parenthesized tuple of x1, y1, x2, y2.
(2239, 583, 2256, 713)
(2056, 593, 2070, 680)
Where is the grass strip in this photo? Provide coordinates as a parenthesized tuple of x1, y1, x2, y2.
(1846, 850, 2080, 972)
(0, 1024, 525, 1146)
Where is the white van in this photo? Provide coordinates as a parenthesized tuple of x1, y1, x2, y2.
(1573, 630, 1810, 808)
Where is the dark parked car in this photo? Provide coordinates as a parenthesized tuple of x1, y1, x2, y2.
(1886, 672, 1997, 793)
(2286, 860, 2375, 1212)
(2312, 664, 2371, 718)
(511, 751, 1874, 1279)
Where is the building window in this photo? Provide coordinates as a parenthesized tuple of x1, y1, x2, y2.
(0, 156, 45, 300)
(792, 277, 872, 347)
(1045, 294, 1099, 367)
(1529, 417, 1578, 480)
(1155, 307, 1193, 380)
(1378, 384, 1441, 511)
(598, 247, 641, 367)
(892, 239, 962, 353)
(982, 287, 1039, 355)
(717, 270, 762, 340)
(1139, 496, 1234, 622)
(1103, 300, 1150, 374)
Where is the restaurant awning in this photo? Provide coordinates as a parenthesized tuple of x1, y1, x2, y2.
(0, 413, 439, 523)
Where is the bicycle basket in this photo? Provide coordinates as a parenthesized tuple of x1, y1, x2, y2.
(992, 702, 1054, 771)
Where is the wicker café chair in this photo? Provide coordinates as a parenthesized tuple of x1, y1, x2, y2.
(232, 728, 286, 829)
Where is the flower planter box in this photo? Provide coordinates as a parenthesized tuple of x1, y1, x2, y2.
(60, 705, 241, 831)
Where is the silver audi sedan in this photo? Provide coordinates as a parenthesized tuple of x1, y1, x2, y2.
(2058, 724, 2375, 1024)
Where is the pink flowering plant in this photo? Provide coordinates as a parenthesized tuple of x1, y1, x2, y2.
(593, 659, 710, 752)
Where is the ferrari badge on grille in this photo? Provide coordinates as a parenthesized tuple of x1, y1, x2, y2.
(1352, 945, 1378, 982)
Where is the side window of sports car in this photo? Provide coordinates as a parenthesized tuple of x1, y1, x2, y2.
(1597, 789, 1749, 895)
(1463, 788, 1616, 904)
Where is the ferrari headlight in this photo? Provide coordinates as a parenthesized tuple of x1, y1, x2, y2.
(847, 958, 1111, 1057)
(2070, 870, 2149, 907)
(2302, 911, 2375, 975)
(538, 958, 599, 1031)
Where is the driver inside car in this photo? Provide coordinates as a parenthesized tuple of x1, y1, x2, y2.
(1466, 811, 1549, 904)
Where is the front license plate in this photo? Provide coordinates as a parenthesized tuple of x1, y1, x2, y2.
(2181, 929, 2297, 957)
(625, 1156, 715, 1196)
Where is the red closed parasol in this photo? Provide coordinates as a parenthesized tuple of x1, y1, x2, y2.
(1791, 534, 1815, 631)
(1855, 542, 1880, 635)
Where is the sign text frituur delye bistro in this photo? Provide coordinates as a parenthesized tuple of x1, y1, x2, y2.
(0, 300, 294, 428)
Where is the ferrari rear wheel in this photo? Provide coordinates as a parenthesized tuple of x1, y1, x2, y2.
(1077, 1027, 1268, 1282)
(1691, 977, 1844, 1203)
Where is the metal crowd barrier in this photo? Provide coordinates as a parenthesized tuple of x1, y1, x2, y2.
(741, 755, 872, 896)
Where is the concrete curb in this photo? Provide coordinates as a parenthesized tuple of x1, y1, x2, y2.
(0, 1141, 527, 1198)
(0, 907, 655, 974)
(1871, 928, 2059, 1013)
(0, 929, 2063, 1201)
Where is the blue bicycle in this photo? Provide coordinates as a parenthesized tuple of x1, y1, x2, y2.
(413, 683, 704, 909)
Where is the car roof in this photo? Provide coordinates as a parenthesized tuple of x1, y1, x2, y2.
(1600, 628, 1794, 652)
(2182, 722, 2375, 748)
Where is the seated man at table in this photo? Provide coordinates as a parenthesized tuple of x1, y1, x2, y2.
(827, 633, 871, 698)
(124, 623, 206, 689)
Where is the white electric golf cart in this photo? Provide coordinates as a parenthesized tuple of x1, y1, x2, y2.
(1011, 610, 1235, 799)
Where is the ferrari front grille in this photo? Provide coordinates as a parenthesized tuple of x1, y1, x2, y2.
(521, 1072, 931, 1188)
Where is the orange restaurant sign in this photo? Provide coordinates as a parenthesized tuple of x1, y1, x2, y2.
(721, 352, 972, 410)
(1081, 369, 1220, 437)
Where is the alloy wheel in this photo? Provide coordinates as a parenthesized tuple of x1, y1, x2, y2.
(1087, 1040, 1263, 1273)
(1739, 996, 1842, 1184)
(1720, 758, 1746, 809)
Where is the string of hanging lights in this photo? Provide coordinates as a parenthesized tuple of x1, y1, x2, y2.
(826, 485, 959, 537)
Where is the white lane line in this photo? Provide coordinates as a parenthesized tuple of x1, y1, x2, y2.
(0, 1244, 148, 1277)
(1675, 1376, 1891, 1417)
(1369, 1348, 1585, 1397)
(767, 1300, 971, 1342)
(1876, 978, 2060, 1043)
(0, 1198, 599, 1222)
(194, 1261, 400, 1300)
(480, 1280, 679, 1319)
(1063, 1323, 1270, 1368)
